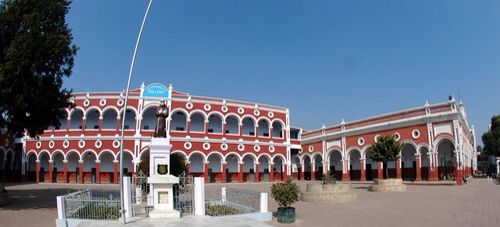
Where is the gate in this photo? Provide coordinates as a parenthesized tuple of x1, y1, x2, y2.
(173, 172, 194, 216)
(131, 171, 152, 217)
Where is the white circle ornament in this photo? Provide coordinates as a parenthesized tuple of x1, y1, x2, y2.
(203, 142, 210, 150)
(63, 140, 70, 148)
(117, 99, 124, 106)
(220, 143, 228, 151)
(412, 129, 420, 139)
(394, 132, 401, 141)
(308, 146, 314, 153)
(78, 140, 86, 148)
(237, 107, 244, 114)
(49, 140, 55, 148)
(36, 141, 42, 149)
(358, 137, 365, 146)
(99, 99, 106, 106)
(268, 145, 275, 153)
(204, 104, 211, 111)
(374, 135, 380, 143)
(221, 105, 228, 113)
(112, 140, 120, 148)
(186, 102, 193, 109)
(268, 112, 274, 118)
(254, 145, 260, 152)
(254, 109, 260, 116)
(83, 99, 90, 107)
(238, 144, 245, 151)
(184, 142, 192, 150)
(4, 139, 9, 147)
(95, 140, 102, 148)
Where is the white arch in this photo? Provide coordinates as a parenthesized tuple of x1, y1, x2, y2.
(224, 113, 241, 125)
(206, 151, 224, 160)
(84, 106, 102, 118)
(361, 145, 372, 159)
(223, 152, 242, 163)
(81, 149, 98, 161)
(118, 106, 139, 118)
(68, 106, 85, 119)
(256, 117, 272, 126)
(101, 106, 120, 118)
(326, 147, 343, 160)
(141, 103, 160, 115)
(170, 108, 190, 117)
(271, 119, 286, 128)
(207, 111, 225, 122)
(272, 154, 286, 163)
(241, 114, 258, 124)
(311, 152, 323, 161)
(37, 150, 51, 161)
(187, 151, 207, 163)
(188, 110, 207, 121)
(97, 149, 117, 161)
(65, 149, 82, 160)
(26, 150, 37, 160)
(116, 149, 134, 161)
(241, 152, 258, 162)
(434, 134, 456, 149)
(257, 153, 272, 162)
(171, 150, 188, 158)
(300, 153, 312, 164)
(51, 149, 66, 161)
(346, 147, 362, 160)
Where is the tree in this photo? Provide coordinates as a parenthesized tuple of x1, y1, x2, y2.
(482, 115, 500, 156)
(0, 0, 78, 137)
(367, 135, 402, 179)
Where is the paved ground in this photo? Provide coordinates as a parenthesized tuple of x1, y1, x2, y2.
(1, 179, 500, 227)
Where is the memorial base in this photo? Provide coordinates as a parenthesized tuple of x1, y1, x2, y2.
(149, 209, 180, 219)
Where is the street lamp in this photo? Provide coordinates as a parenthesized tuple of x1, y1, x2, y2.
(119, 0, 153, 223)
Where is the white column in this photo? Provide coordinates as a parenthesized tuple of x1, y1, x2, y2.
(56, 196, 65, 220)
(260, 192, 268, 213)
(194, 177, 205, 216)
(221, 187, 227, 203)
(123, 176, 133, 218)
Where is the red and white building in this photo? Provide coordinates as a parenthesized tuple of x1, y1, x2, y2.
(17, 83, 476, 185)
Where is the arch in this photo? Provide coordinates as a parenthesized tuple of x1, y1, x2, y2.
(241, 152, 258, 163)
(65, 149, 82, 161)
(224, 114, 240, 135)
(188, 151, 206, 173)
(37, 150, 51, 161)
(56, 111, 68, 130)
(258, 154, 271, 178)
(26, 150, 38, 161)
(223, 152, 242, 163)
(66, 150, 80, 182)
(140, 106, 157, 130)
(119, 108, 137, 130)
(52, 151, 65, 180)
(242, 154, 256, 181)
(401, 142, 418, 180)
(171, 109, 188, 131)
(85, 108, 100, 130)
(348, 148, 362, 180)
(171, 150, 188, 159)
(272, 153, 286, 163)
(346, 147, 362, 159)
(189, 111, 206, 132)
(328, 149, 343, 181)
(241, 116, 256, 136)
(51, 150, 66, 161)
(326, 148, 343, 160)
(434, 135, 456, 149)
(436, 138, 455, 180)
(98, 149, 117, 161)
(141, 103, 159, 118)
(69, 108, 84, 129)
(207, 112, 223, 134)
(26, 151, 37, 181)
(207, 152, 223, 180)
(81, 149, 98, 161)
(38, 151, 50, 182)
(118, 107, 139, 118)
(102, 107, 118, 129)
(225, 152, 240, 180)
(271, 120, 284, 138)
(84, 106, 102, 117)
(187, 151, 207, 163)
(417, 143, 430, 155)
(257, 118, 271, 137)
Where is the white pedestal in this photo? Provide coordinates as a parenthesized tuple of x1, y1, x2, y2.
(148, 174, 180, 219)
(149, 137, 172, 176)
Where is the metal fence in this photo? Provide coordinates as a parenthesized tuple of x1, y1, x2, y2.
(63, 189, 121, 220)
(131, 171, 152, 217)
(205, 187, 260, 216)
(173, 172, 194, 216)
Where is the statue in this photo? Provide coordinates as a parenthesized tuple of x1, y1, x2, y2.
(154, 100, 169, 138)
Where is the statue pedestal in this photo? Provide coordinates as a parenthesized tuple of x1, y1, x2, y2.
(149, 138, 172, 175)
(148, 174, 180, 219)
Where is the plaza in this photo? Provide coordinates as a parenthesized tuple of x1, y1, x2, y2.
(1, 178, 499, 227)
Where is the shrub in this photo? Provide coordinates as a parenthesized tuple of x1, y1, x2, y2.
(205, 204, 239, 216)
(270, 178, 300, 208)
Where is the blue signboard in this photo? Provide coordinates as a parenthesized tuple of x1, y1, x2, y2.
(143, 83, 169, 98)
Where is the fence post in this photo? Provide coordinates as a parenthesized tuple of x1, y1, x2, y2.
(221, 187, 226, 203)
(260, 192, 268, 213)
(194, 177, 205, 216)
(56, 196, 66, 219)
(123, 176, 133, 218)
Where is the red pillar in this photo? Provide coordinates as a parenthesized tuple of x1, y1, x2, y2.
(455, 168, 463, 185)
(81, 118, 86, 130)
(48, 161, 54, 183)
(113, 161, 118, 184)
(311, 164, 316, 181)
(269, 163, 274, 182)
(300, 165, 305, 181)
(221, 162, 227, 183)
(429, 154, 438, 181)
(377, 162, 383, 179)
(360, 159, 366, 181)
(203, 162, 209, 183)
(95, 161, 101, 184)
(342, 160, 350, 181)
(35, 161, 40, 183)
(78, 161, 84, 184)
(63, 161, 68, 183)
(415, 155, 422, 181)
(186, 162, 191, 175)
(396, 160, 402, 179)
(254, 164, 260, 182)
(98, 117, 103, 131)
(238, 163, 243, 183)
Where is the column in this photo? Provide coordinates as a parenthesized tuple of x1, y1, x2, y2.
(377, 161, 383, 179)
(415, 154, 421, 181)
(95, 160, 101, 184)
(300, 163, 305, 181)
(310, 164, 316, 181)
(203, 162, 209, 183)
(48, 160, 54, 183)
(113, 160, 118, 184)
(115, 117, 120, 130)
(78, 160, 84, 184)
(254, 163, 260, 182)
(342, 160, 350, 181)
(221, 162, 227, 183)
(98, 117, 103, 131)
(360, 159, 366, 181)
(396, 160, 402, 179)
(81, 118, 86, 130)
(63, 160, 68, 183)
(269, 163, 274, 182)
(429, 153, 438, 181)
(238, 162, 243, 183)
(35, 160, 40, 183)
(455, 167, 463, 185)
(185, 162, 191, 175)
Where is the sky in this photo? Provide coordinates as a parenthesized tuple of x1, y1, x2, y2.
(65, 0, 500, 143)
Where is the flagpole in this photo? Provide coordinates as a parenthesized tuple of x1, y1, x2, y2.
(119, 0, 153, 223)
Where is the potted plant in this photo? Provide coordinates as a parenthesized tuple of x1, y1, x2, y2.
(367, 135, 406, 192)
(270, 177, 300, 223)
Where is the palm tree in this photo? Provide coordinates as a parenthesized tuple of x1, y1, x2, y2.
(367, 135, 402, 179)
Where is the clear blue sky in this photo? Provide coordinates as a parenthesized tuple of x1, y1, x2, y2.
(65, 0, 500, 143)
